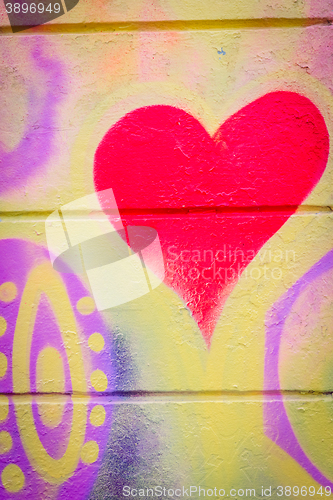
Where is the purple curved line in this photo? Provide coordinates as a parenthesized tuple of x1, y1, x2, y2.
(0, 41, 64, 194)
(264, 248, 333, 487)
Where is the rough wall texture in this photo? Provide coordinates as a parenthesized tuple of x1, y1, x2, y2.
(0, 1, 333, 499)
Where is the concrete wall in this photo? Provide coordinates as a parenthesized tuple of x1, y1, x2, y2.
(0, 1, 333, 498)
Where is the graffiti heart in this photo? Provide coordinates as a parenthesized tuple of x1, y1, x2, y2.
(94, 91, 329, 346)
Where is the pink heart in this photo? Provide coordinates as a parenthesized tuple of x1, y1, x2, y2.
(94, 92, 329, 346)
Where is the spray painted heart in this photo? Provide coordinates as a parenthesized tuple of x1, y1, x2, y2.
(94, 92, 329, 346)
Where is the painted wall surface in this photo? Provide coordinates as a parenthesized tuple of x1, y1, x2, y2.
(0, 2, 333, 498)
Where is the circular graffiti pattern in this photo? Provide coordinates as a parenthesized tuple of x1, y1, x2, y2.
(264, 249, 333, 487)
(0, 239, 114, 499)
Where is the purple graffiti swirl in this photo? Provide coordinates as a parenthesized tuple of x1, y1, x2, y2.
(0, 41, 64, 194)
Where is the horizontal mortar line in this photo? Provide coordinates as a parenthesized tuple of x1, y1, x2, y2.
(2, 390, 333, 402)
(0, 17, 331, 36)
(0, 206, 332, 218)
